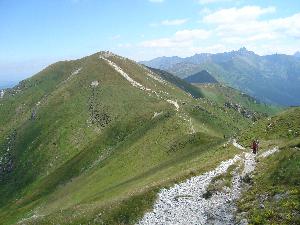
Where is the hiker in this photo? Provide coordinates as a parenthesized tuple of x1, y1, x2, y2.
(256, 139, 259, 153)
(252, 140, 257, 154)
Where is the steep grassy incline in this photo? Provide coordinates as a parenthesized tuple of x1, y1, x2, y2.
(147, 67, 204, 98)
(0, 52, 254, 225)
(195, 84, 282, 118)
(236, 107, 300, 225)
(239, 107, 300, 145)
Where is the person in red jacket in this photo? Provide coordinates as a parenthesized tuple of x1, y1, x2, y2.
(256, 139, 259, 153)
(252, 140, 257, 154)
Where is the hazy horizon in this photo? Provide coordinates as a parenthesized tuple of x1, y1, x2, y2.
(1, 0, 300, 84)
(1, 47, 299, 87)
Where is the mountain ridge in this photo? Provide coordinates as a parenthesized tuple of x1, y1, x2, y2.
(1, 51, 267, 224)
(141, 48, 300, 106)
(184, 70, 218, 84)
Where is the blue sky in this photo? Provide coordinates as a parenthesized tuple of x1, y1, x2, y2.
(1, 0, 300, 83)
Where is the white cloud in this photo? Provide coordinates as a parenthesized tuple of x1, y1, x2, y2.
(202, 6, 300, 55)
(110, 34, 121, 40)
(140, 29, 211, 48)
(199, 7, 211, 15)
(149, 0, 164, 3)
(117, 43, 133, 48)
(198, 0, 234, 5)
(133, 44, 230, 60)
(124, 5, 300, 59)
(203, 6, 300, 42)
(189, 44, 230, 53)
(149, 23, 159, 27)
(203, 6, 276, 24)
(161, 18, 189, 26)
(271, 13, 300, 38)
(140, 38, 190, 48)
(175, 29, 211, 41)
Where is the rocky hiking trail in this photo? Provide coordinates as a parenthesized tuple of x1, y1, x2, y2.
(137, 142, 279, 225)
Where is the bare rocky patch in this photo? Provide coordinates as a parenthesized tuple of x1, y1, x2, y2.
(0, 130, 17, 181)
(88, 82, 111, 129)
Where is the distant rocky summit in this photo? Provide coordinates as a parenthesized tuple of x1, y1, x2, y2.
(142, 47, 300, 106)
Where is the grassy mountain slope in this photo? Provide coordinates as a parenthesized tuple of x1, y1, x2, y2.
(194, 84, 282, 117)
(0, 52, 257, 224)
(236, 107, 300, 224)
(147, 67, 204, 98)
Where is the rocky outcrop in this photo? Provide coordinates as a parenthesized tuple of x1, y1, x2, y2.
(0, 130, 17, 181)
(224, 102, 261, 120)
(89, 83, 111, 128)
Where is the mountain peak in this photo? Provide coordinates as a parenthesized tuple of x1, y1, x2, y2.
(98, 50, 122, 58)
(234, 47, 256, 56)
(238, 47, 248, 52)
(184, 70, 218, 84)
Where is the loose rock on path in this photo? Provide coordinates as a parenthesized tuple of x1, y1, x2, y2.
(137, 146, 279, 225)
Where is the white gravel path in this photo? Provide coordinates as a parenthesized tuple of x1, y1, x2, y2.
(147, 72, 167, 85)
(137, 146, 279, 225)
(166, 99, 179, 111)
(91, 81, 99, 87)
(259, 146, 279, 158)
(71, 68, 82, 76)
(0, 90, 4, 99)
(100, 54, 182, 114)
(233, 139, 246, 150)
(137, 155, 241, 225)
(99, 55, 151, 91)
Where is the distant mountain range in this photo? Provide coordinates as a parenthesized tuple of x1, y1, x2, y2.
(141, 48, 300, 106)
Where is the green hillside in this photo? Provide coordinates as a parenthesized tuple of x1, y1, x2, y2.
(0, 52, 258, 225)
(236, 107, 300, 225)
(195, 83, 282, 119)
(147, 67, 204, 98)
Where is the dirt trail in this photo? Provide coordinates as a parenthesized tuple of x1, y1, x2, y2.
(137, 145, 279, 225)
